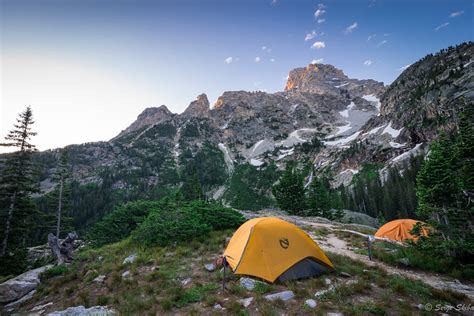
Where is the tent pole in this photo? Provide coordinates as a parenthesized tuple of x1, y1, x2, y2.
(222, 257, 226, 292)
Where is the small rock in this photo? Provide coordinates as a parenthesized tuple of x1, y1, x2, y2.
(47, 305, 116, 315)
(204, 263, 216, 272)
(305, 299, 317, 308)
(363, 269, 370, 273)
(417, 304, 425, 310)
(238, 297, 254, 307)
(123, 254, 137, 265)
(240, 277, 256, 290)
(326, 313, 343, 316)
(93, 275, 106, 283)
(340, 272, 351, 278)
(85, 270, 98, 278)
(315, 286, 334, 298)
(398, 258, 410, 266)
(181, 278, 192, 286)
(151, 266, 159, 272)
(264, 290, 295, 302)
(32, 301, 54, 312)
(121, 271, 132, 280)
(213, 303, 224, 310)
(97, 256, 104, 261)
(325, 278, 332, 285)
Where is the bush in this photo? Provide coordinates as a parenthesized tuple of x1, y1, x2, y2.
(132, 201, 244, 247)
(132, 207, 211, 247)
(87, 199, 176, 246)
(191, 200, 245, 230)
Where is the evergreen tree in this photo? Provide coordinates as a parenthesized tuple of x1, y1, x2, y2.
(457, 107, 474, 193)
(272, 161, 306, 214)
(416, 134, 459, 218)
(415, 131, 473, 260)
(307, 176, 331, 217)
(0, 106, 38, 261)
(180, 161, 203, 201)
(54, 150, 70, 238)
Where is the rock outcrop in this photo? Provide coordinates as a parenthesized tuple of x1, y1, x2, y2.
(116, 105, 173, 138)
(285, 63, 384, 98)
(182, 93, 210, 117)
(0, 265, 52, 304)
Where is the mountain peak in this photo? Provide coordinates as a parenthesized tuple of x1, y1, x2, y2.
(285, 63, 384, 98)
(182, 93, 210, 117)
(285, 63, 348, 93)
(115, 105, 174, 138)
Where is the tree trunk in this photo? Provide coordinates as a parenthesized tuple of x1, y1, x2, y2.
(48, 232, 77, 265)
(48, 233, 64, 265)
(0, 191, 17, 257)
(56, 176, 64, 239)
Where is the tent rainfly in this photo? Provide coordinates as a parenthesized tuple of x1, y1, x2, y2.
(375, 219, 428, 242)
(223, 217, 333, 283)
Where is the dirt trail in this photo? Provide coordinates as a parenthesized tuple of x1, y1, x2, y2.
(242, 210, 474, 300)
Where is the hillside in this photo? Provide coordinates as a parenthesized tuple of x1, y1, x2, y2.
(4, 210, 473, 315)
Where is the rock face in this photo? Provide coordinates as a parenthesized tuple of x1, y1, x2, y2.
(364, 42, 473, 144)
(182, 93, 210, 117)
(285, 63, 384, 98)
(0, 265, 52, 304)
(116, 105, 173, 138)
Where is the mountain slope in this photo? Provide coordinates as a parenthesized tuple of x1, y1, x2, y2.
(16, 41, 473, 229)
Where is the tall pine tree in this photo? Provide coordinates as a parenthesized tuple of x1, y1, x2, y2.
(307, 176, 331, 217)
(0, 106, 38, 261)
(272, 161, 306, 214)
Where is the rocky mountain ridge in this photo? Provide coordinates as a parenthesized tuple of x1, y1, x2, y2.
(18, 42, 473, 221)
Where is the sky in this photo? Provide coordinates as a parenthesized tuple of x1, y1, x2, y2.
(1, 0, 472, 152)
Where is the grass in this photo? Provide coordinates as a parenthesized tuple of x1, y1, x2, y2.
(16, 230, 471, 315)
(356, 241, 474, 282)
(39, 264, 68, 280)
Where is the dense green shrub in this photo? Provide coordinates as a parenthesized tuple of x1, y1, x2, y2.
(191, 200, 245, 230)
(89, 197, 244, 247)
(132, 207, 211, 247)
(87, 200, 175, 246)
(131, 200, 244, 247)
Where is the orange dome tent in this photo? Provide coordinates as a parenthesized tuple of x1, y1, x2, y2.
(223, 217, 333, 283)
(375, 219, 428, 242)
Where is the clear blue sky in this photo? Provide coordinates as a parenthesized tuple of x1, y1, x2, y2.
(1, 0, 472, 151)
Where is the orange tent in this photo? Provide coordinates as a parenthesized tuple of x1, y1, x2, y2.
(223, 217, 333, 283)
(375, 219, 428, 242)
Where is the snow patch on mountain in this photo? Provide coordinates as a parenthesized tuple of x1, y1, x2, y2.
(324, 131, 361, 147)
(383, 122, 403, 138)
(339, 101, 355, 118)
(362, 94, 381, 111)
(278, 128, 317, 147)
(391, 143, 423, 163)
(250, 158, 265, 167)
(218, 143, 234, 172)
